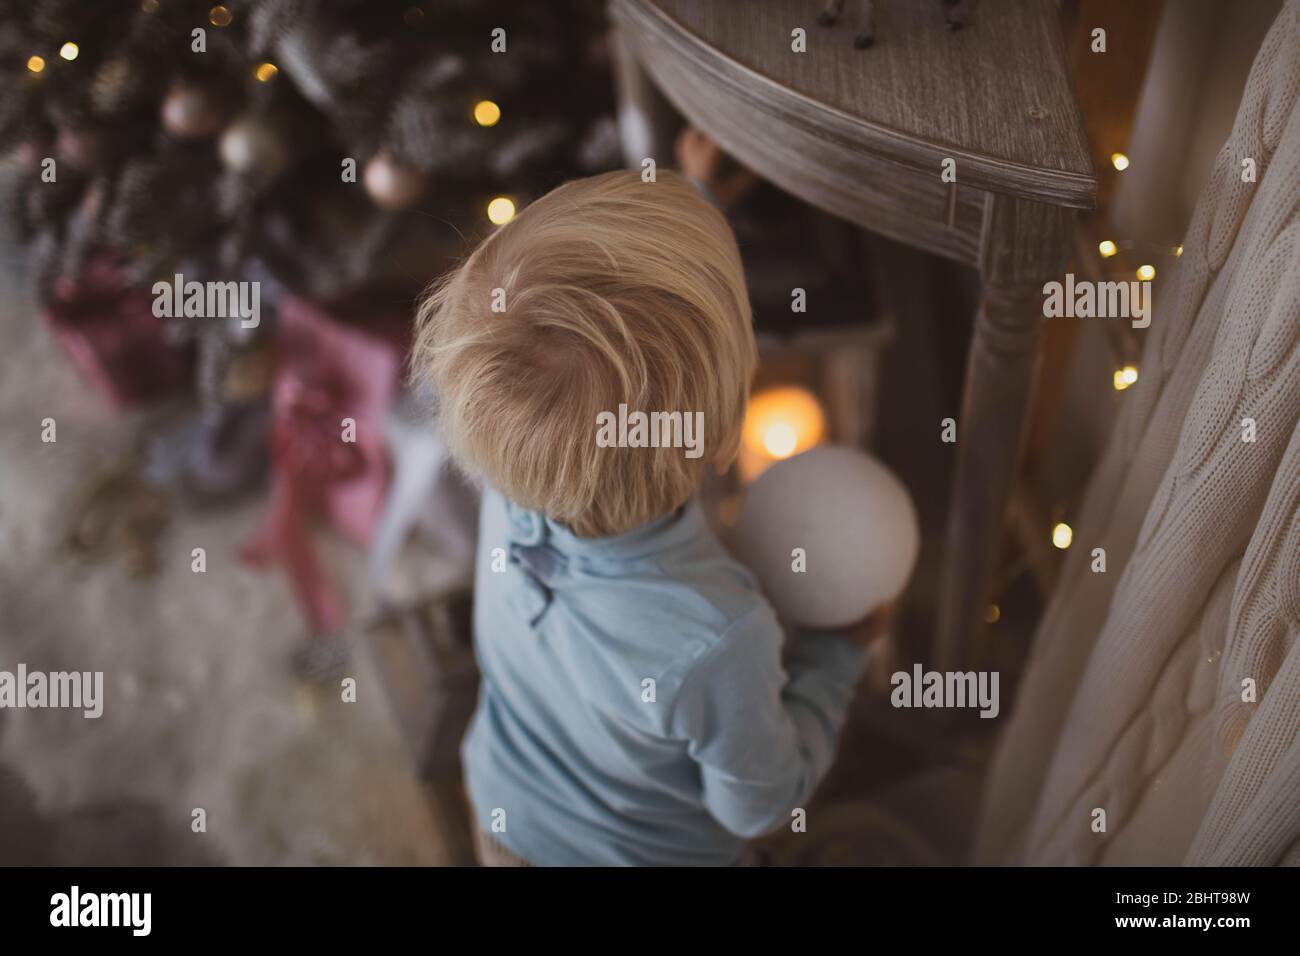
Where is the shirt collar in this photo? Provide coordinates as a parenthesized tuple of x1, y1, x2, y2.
(504, 497, 706, 561)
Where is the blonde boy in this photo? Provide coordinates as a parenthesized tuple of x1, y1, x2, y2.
(414, 169, 868, 866)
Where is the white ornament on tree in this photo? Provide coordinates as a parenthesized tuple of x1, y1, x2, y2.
(161, 83, 224, 140)
(218, 115, 291, 178)
(734, 445, 919, 629)
(363, 152, 426, 209)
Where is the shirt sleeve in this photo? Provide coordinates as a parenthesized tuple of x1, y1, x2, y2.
(667, 604, 868, 838)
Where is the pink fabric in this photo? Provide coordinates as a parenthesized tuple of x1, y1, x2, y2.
(42, 256, 193, 408)
(243, 295, 399, 633)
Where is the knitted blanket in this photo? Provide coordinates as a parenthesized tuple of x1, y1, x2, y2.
(973, 0, 1300, 866)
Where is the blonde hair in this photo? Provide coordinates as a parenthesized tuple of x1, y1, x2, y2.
(412, 169, 756, 538)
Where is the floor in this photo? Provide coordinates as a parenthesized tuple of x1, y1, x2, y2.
(0, 253, 452, 865)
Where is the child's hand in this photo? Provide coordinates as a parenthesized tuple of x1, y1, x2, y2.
(675, 125, 759, 210)
(839, 603, 894, 649)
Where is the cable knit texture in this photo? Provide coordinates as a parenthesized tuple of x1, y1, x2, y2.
(973, 0, 1300, 866)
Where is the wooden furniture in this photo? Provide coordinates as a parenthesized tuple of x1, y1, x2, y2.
(609, 0, 1095, 668)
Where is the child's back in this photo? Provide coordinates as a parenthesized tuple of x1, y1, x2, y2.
(414, 171, 864, 865)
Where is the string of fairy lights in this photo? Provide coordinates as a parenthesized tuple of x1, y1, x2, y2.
(981, 148, 1186, 628)
(22, 2, 521, 226)
(1098, 149, 1184, 393)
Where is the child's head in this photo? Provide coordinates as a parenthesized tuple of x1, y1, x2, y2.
(413, 169, 756, 538)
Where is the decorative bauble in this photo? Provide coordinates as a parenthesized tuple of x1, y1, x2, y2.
(161, 82, 224, 140)
(363, 152, 425, 209)
(218, 115, 291, 178)
(734, 445, 919, 629)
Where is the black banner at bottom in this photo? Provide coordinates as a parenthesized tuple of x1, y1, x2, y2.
(0, 866, 1280, 941)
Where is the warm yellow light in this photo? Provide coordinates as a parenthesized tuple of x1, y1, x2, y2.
(1111, 152, 1130, 171)
(1098, 239, 1117, 258)
(1052, 522, 1073, 550)
(473, 100, 501, 127)
(1136, 263, 1156, 281)
(141, 0, 159, 11)
(1113, 365, 1139, 391)
(254, 62, 278, 82)
(740, 385, 827, 481)
(1175, 244, 1183, 257)
(763, 422, 799, 459)
(487, 196, 516, 225)
(984, 604, 1001, 624)
(59, 42, 79, 61)
(209, 5, 232, 27)
(26, 55, 45, 74)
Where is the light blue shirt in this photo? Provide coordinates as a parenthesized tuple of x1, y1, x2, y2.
(462, 489, 867, 866)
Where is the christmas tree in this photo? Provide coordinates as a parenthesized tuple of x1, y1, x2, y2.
(1, 0, 618, 640)
(1, 0, 617, 299)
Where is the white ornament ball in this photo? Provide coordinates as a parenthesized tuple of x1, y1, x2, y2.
(161, 83, 223, 139)
(218, 115, 290, 178)
(363, 152, 426, 209)
(735, 446, 919, 629)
